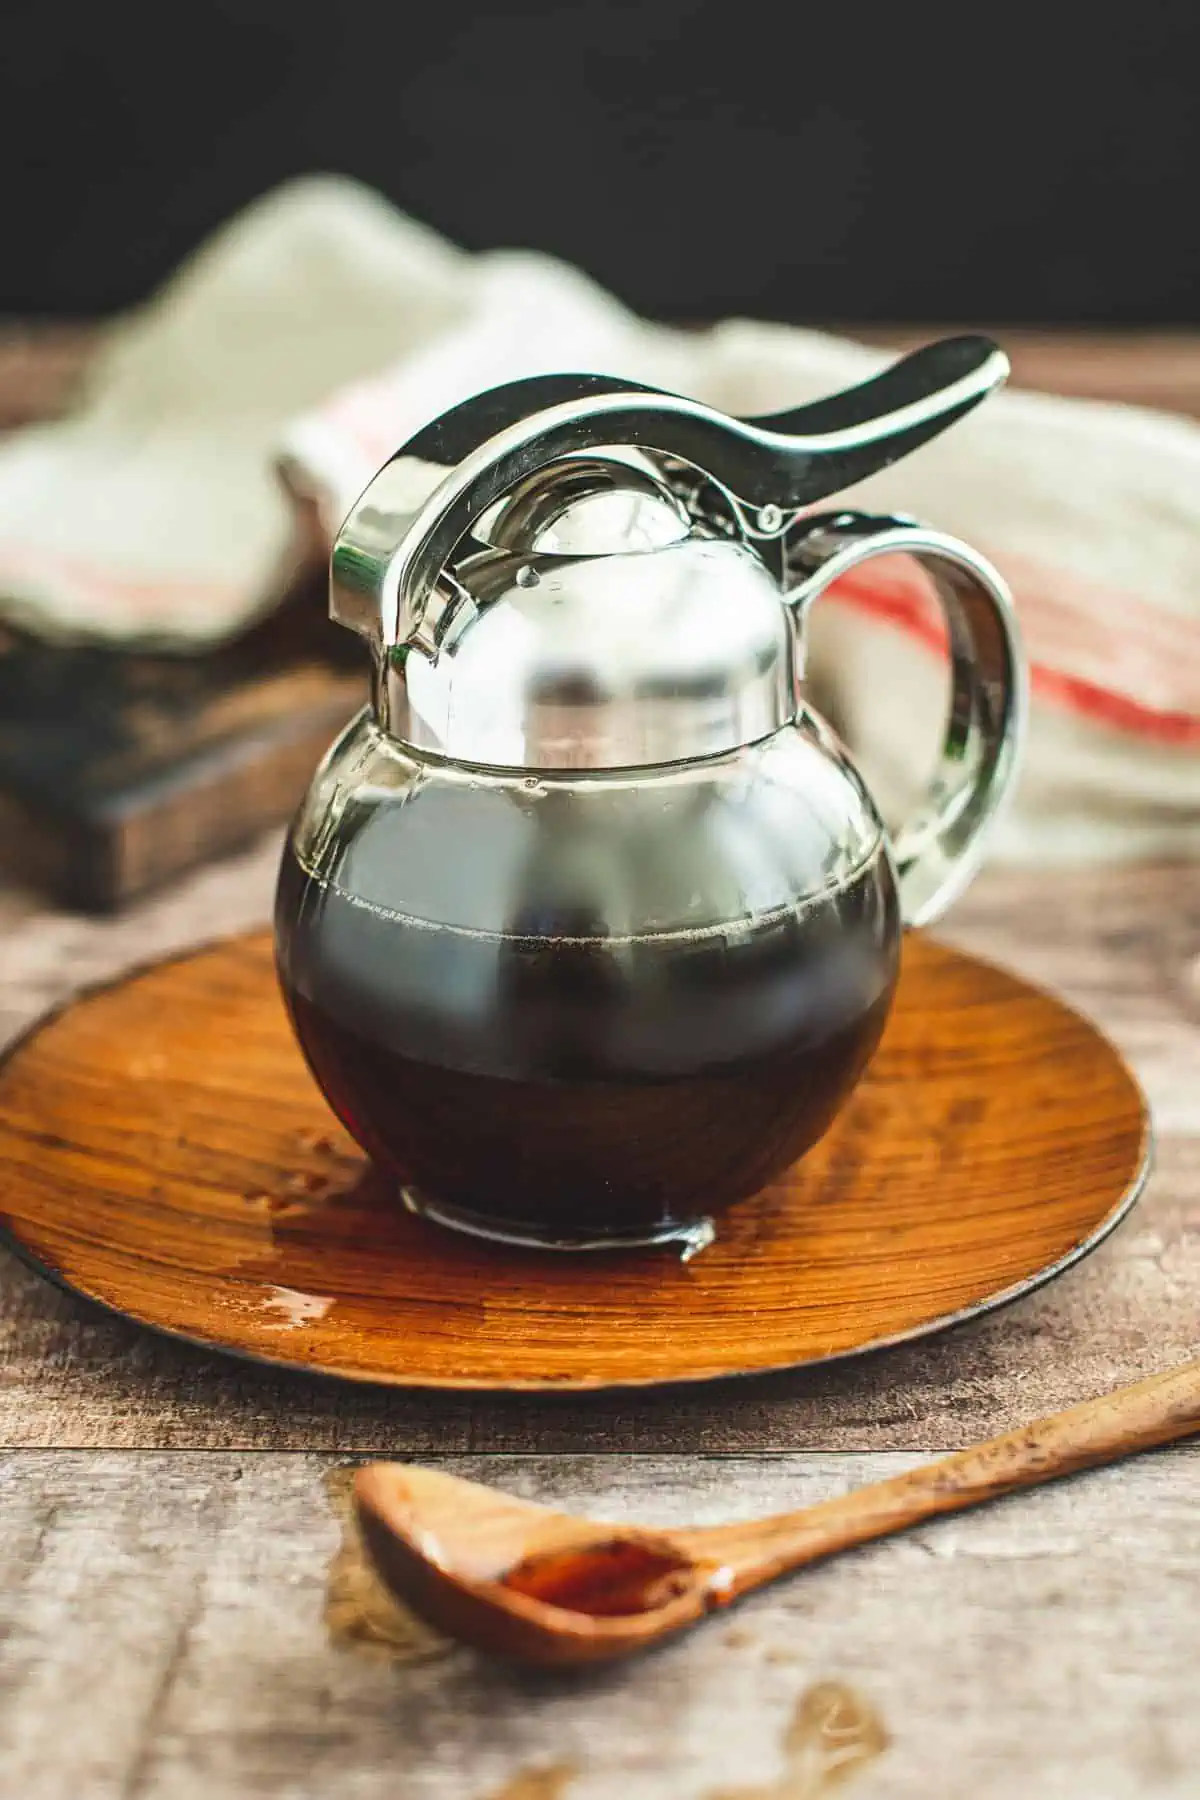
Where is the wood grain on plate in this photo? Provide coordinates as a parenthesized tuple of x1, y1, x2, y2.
(0, 930, 1148, 1390)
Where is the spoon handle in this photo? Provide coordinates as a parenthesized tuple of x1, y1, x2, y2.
(689, 1360, 1200, 1593)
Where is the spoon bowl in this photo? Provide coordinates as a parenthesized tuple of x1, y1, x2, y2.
(354, 1465, 718, 1665)
(354, 1359, 1200, 1668)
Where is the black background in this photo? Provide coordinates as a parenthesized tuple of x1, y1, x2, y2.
(2, 0, 1198, 323)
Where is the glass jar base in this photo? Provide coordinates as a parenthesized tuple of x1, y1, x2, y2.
(399, 1184, 716, 1260)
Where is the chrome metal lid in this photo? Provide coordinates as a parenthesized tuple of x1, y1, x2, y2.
(330, 340, 1011, 772)
(385, 458, 792, 770)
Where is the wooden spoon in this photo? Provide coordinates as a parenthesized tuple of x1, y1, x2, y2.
(353, 1360, 1200, 1667)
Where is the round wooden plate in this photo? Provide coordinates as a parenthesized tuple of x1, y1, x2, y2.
(0, 933, 1149, 1390)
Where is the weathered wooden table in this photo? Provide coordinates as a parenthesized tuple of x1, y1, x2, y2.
(0, 335, 1197, 1800)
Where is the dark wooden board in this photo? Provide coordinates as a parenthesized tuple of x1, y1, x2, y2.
(0, 328, 363, 908)
(0, 587, 362, 909)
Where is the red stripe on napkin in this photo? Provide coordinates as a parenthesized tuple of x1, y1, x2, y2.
(828, 559, 1200, 747)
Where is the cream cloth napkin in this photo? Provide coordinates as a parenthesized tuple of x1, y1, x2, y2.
(0, 175, 1196, 864)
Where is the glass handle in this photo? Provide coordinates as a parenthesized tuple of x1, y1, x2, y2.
(786, 511, 1027, 927)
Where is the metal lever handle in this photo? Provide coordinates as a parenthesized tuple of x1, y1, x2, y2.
(786, 512, 1026, 927)
(331, 338, 1010, 650)
(749, 334, 1008, 501)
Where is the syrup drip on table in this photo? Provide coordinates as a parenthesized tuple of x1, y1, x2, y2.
(499, 1539, 697, 1617)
